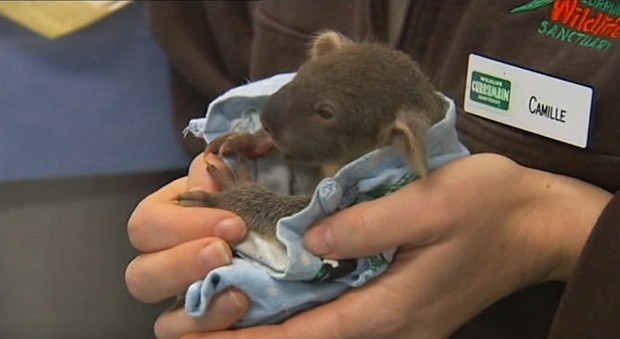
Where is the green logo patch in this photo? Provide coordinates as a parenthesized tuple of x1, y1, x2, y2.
(470, 71, 512, 111)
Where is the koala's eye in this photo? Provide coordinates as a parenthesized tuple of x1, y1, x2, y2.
(317, 106, 335, 120)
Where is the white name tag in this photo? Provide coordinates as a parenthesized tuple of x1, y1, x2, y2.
(464, 54, 593, 148)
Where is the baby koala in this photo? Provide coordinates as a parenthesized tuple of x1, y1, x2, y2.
(178, 30, 446, 249)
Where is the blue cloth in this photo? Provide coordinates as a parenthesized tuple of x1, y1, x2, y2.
(183, 73, 470, 327)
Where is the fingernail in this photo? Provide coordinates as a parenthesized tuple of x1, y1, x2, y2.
(304, 223, 334, 255)
(215, 217, 246, 242)
(199, 242, 231, 270)
(219, 290, 246, 314)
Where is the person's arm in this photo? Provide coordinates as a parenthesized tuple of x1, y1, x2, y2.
(126, 153, 613, 338)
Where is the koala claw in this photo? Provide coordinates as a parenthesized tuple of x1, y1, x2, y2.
(205, 162, 237, 190)
(205, 130, 275, 159)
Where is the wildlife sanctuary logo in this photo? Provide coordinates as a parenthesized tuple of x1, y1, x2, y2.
(469, 71, 512, 111)
(510, 0, 620, 51)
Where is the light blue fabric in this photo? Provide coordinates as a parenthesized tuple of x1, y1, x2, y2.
(183, 73, 470, 327)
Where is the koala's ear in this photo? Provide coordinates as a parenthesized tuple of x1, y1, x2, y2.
(310, 30, 352, 59)
(383, 111, 431, 177)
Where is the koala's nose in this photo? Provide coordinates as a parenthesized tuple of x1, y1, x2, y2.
(261, 117, 272, 134)
(260, 84, 289, 134)
(260, 103, 278, 134)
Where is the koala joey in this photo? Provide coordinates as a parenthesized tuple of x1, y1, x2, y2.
(177, 30, 446, 249)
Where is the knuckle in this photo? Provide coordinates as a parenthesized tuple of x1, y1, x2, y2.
(367, 299, 412, 337)
(153, 315, 168, 339)
(379, 311, 409, 336)
(415, 180, 456, 231)
(127, 202, 149, 251)
(153, 313, 173, 339)
(427, 190, 453, 223)
(342, 203, 375, 249)
(124, 259, 149, 302)
(124, 258, 163, 304)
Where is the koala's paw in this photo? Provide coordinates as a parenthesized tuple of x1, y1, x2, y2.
(205, 131, 274, 159)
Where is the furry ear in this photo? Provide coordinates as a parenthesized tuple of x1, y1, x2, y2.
(384, 111, 431, 177)
(310, 30, 352, 59)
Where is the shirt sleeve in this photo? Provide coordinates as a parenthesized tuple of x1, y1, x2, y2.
(549, 191, 620, 338)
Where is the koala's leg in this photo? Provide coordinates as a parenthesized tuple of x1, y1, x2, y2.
(177, 159, 310, 244)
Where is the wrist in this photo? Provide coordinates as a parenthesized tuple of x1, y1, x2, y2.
(520, 168, 612, 283)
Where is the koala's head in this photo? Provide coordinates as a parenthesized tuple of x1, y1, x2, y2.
(260, 31, 442, 171)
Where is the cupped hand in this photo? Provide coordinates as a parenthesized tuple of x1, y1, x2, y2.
(179, 153, 611, 339)
(125, 154, 251, 338)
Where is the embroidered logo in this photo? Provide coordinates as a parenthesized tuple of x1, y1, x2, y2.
(511, 0, 620, 51)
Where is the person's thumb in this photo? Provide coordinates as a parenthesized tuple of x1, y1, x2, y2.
(303, 186, 423, 259)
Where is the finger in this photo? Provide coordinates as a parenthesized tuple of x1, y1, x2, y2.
(128, 178, 246, 252)
(155, 289, 250, 339)
(304, 178, 450, 259)
(182, 281, 401, 339)
(125, 238, 233, 303)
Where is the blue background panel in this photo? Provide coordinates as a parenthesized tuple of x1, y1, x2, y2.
(0, 2, 193, 181)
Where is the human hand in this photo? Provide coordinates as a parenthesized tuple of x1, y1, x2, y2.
(181, 153, 611, 339)
(125, 154, 251, 338)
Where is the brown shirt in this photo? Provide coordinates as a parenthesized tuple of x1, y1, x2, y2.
(149, 1, 620, 337)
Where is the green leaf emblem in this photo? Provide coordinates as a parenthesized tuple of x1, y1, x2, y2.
(510, 0, 554, 13)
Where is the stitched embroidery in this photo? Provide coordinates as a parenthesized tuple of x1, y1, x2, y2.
(511, 0, 620, 51)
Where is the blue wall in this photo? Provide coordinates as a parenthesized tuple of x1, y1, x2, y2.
(0, 2, 192, 181)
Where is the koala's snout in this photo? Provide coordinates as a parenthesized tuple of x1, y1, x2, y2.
(261, 117, 272, 134)
(260, 102, 278, 135)
(260, 84, 291, 136)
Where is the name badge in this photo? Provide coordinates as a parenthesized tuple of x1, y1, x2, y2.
(464, 54, 593, 148)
